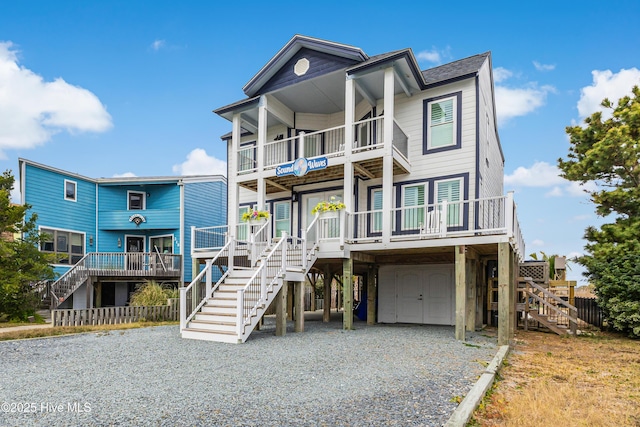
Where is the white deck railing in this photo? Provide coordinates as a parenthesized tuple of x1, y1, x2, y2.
(240, 116, 409, 173)
(51, 252, 182, 308)
(191, 225, 228, 254)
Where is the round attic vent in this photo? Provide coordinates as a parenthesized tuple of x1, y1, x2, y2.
(294, 58, 310, 76)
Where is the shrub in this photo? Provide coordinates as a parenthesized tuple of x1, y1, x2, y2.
(129, 281, 176, 306)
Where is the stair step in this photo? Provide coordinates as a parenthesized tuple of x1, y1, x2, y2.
(188, 320, 236, 332)
(181, 328, 240, 344)
(201, 305, 236, 315)
(194, 312, 235, 322)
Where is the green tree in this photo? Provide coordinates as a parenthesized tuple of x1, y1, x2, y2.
(0, 170, 54, 321)
(558, 86, 640, 337)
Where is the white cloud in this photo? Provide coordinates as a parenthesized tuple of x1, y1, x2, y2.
(416, 49, 441, 64)
(533, 61, 555, 72)
(113, 172, 136, 178)
(151, 39, 165, 51)
(506, 161, 599, 198)
(504, 161, 565, 187)
(172, 148, 227, 176)
(545, 186, 563, 197)
(566, 180, 598, 197)
(0, 41, 112, 158)
(495, 84, 555, 123)
(577, 68, 640, 119)
(531, 239, 544, 247)
(493, 67, 513, 83)
(10, 186, 21, 203)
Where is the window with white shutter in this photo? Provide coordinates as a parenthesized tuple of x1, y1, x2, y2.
(423, 92, 461, 153)
(436, 179, 462, 227)
(402, 184, 426, 230)
(274, 201, 290, 238)
(371, 189, 383, 233)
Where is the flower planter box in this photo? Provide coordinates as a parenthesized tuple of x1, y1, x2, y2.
(318, 210, 340, 219)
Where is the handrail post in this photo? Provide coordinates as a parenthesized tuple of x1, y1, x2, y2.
(506, 191, 514, 238)
(237, 290, 244, 336)
(205, 259, 213, 298)
(281, 232, 288, 273)
(228, 238, 235, 274)
(301, 229, 307, 270)
(250, 228, 256, 265)
(260, 263, 267, 304)
(179, 287, 186, 330)
(440, 201, 448, 238)
(339, 210, 346, 249)
(190, 226, 196, 257)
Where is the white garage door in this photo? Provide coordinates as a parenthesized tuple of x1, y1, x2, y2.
(378, 264, 454, 325)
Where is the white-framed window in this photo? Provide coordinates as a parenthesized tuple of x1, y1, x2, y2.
(150, 235, 173, 254)
(237, 206, 251, 241)
(424, 92, 461, 153)
(128, 191, 145, 210)
(40, 227, 85, 265)
(429, 97, 455, 148)
(273, 201, 290, 238)
(435, 178, 463, 227)
(371, 189, 383, 233)
(64, 180, 77, 202)
(402, 184, 426, 230)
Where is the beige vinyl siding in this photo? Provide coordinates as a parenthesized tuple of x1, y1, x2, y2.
(390, 78, 477, 198)
(477, 59, 504, 198)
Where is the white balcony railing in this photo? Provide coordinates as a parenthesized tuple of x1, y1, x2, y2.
(191, 225, 228, 254)
(191, 195, 522, 255)
(239, 117, 409, 174)
(347, 195, 516, 244)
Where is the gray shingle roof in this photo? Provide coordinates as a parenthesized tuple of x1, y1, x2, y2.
(421, 52, 490, 86)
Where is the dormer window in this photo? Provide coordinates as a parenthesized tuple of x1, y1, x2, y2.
(128, 191, 145, 210)
(64, 180, 77, 202)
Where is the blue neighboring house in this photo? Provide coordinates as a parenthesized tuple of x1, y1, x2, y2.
(19, 158, 227, 310)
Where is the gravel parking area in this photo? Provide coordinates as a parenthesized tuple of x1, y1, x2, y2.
(0, 314, 498, 426)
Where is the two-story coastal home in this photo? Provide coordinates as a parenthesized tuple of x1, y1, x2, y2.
(182, 35, 524, 345)
(19, 158, 227, 310)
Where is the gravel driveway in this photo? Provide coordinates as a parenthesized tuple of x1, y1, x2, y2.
(0, 314, 497, 426)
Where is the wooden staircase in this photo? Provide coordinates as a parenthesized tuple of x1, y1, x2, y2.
(180, 229, 318, 343)
(518, 276, 578, 335)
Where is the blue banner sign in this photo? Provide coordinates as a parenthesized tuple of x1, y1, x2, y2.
(276, 157, 328, 177)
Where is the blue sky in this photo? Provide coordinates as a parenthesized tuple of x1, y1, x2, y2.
(2, 1, 639, 284)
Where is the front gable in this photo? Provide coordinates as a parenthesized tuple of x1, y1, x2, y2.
(243, 35, 367, 97)
(260, 47, 361, 95)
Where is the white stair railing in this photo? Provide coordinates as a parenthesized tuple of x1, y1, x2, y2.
(236, 232, 288, 336)
(249, 218, 272, 265)
(179, 239, 233, 330)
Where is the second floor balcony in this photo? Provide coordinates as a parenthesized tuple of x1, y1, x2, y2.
(234, 115, 410, 193)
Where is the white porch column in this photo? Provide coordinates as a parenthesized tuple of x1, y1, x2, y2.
(257, 97, 268, 210)
(382, 67, 395, 244)
(344, 77, 356, 212)
(229, 113, 242, 237)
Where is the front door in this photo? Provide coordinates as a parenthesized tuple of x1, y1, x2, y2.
(303, 191, 343, 242)
(126, 236, 145, 270)
(396, 270, 424, 323)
